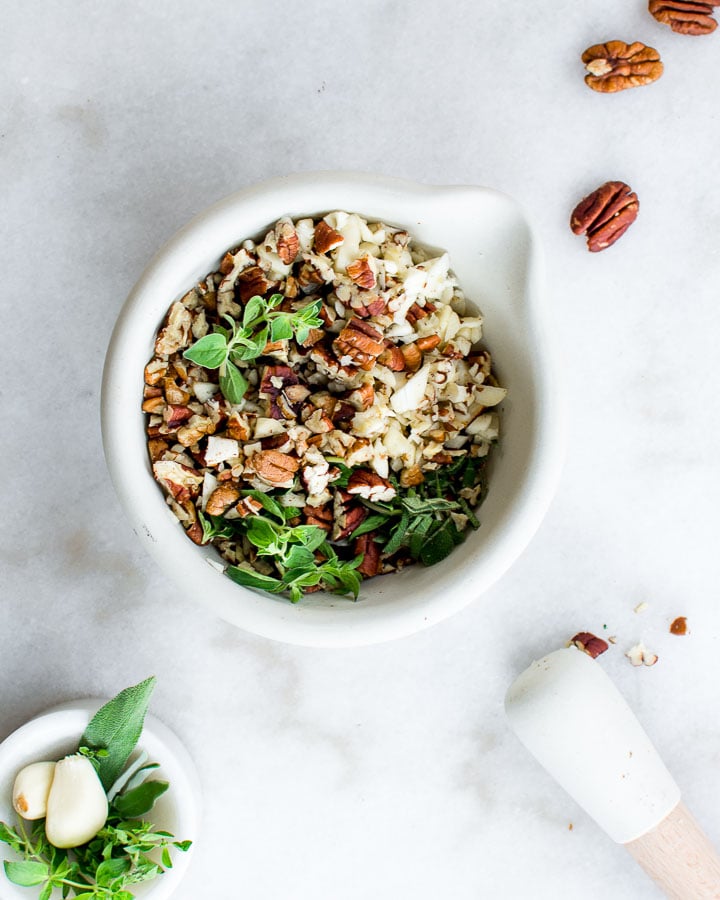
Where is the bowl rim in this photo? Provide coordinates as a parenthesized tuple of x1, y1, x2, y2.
(101, 171, 564, 647)
(0, 700, 200, 900)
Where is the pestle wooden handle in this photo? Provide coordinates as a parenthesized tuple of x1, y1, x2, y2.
(626, 802, 720, 899)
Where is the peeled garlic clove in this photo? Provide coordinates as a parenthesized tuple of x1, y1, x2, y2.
(12, 761, 57, 820)
(45, 755, 108, 848)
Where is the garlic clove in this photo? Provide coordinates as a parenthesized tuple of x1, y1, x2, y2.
(45, 755, 108, 848)
(12, 761, 57, 820)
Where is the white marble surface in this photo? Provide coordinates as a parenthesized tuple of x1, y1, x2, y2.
(2, 1, 720, 897)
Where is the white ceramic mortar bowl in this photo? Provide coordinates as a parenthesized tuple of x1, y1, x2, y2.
(102, 172, 562, 647)
(0, 702, 199, 900)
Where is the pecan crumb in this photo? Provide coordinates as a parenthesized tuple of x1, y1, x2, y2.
(670, 616, 688, 635)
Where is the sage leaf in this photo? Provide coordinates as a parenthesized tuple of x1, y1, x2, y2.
(80, 676, 156, 790)
(226, 566, 285, 593)
(3, 859, 49, 886)
(420, 520, 456, 566)
(113, 781, 169, 818)
(182, 332, 227, 368)
(219, 361, 248, 404)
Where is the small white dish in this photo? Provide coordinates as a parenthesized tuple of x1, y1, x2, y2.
(0, 702, 199, 900)
(102, 172, 563, 647)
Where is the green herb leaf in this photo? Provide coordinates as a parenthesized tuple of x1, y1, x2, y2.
(96, 857, 131, 887)
(182, 332, 228, 368)
(226, 566, 285, 593)
(80, 677, 156, 790)
(420, 519, 458, 566)
(243, 295, 264, 327)
(113, 781, 169, 818)
(382, 510, 411, 556)
(349, 514, 389, 540)
(270, 316, 294, 341)
(219, 360, 248, 404)
(3, 860, 50, 886)
(0, 822, 22, 851)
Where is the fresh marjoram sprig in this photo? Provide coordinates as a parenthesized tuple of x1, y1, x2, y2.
(183, 292, 323, 403)
(0, 678, 191, 900)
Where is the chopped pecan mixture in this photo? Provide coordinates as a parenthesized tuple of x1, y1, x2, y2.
(144, 212, 506, 602)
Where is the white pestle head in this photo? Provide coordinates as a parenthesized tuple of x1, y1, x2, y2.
(505, 646, 680, 844)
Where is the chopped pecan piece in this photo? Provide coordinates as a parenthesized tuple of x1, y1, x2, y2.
(416, 334, 441, 352)
(355, 296, 387, 318)
(142, 396, 165, 414)
(400, 342, 423, 373)
(347, 383, 375, 411)
(332, 502, 367, 541)
(400, 465, 425, 488)
(571, 181, 639, 252)
(205, 483, 241, 516)
(346, 255, 376, 290)
(275, 218, 300, 264)
(570, 632, 609, 659)
(251, 450, 300, 486)
(378, 346, 406, 371)
(333, 318, 385, 370)
(259, 365, 299, 397)
(155, 302, 193, 356)
(186, 520, 205, 545)
(226, 412, 251, 441)
(670, 616, 688, 635)
(314, 220, 344, 254)
(649, 0, 718, 33)
(297, 260, 325, 290)
(237, 266, 274, 303)
(405, 301, 435, 324)
(582, 41, 663, 93)
(236, 495, 264, 518)
(355, 533, 382, 577)
(303, 504, 333, 531)
(165, 405, 194, 429)
(347, 470, 396, 502)
(147, 438, 169, 462)
(153, 460, 203, 503)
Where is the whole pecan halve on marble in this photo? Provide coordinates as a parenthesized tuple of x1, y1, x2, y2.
(649, 0, 719, 34)
(570, 181, 639, 252)
(582, 40, 663, 92)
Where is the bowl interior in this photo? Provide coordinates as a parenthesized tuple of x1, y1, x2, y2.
(102, 174, 561, 646)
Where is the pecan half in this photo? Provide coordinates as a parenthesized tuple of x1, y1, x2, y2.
(649, 0, 719, 33)
(314, 220, 344, 254)
(570, 632, 609, 659)
(333, 318, 385, 370)
(582, 41, 663, 92)
(275, 218, 299, 265)
(570, 181, 639, 252)
(251, 450, 300, 485)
